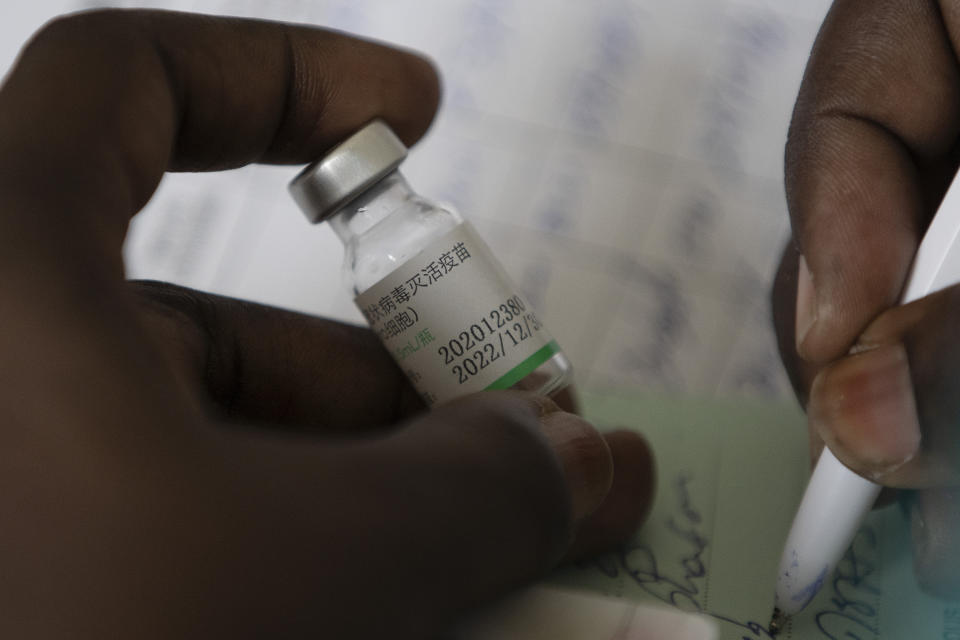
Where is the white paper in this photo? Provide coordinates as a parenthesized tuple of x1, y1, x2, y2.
(0, 0, 834, 402)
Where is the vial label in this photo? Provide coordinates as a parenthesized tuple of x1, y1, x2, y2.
(355, 222, 559, 406)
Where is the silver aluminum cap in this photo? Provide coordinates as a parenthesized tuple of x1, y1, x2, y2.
(288, 119, 408, 224)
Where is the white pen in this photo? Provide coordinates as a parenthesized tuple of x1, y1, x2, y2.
(770, 170, 960, 634)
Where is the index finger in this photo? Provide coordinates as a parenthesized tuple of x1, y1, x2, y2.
(786, 0, 960, 364)
(0, 9, 439, 258)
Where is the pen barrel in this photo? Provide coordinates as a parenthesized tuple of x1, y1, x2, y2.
(774, 448, 881, 616)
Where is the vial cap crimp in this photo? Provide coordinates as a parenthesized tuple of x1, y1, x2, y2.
(289, 119, 407, 223)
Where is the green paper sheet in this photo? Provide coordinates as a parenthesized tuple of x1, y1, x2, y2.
(548, 390, 953, 639)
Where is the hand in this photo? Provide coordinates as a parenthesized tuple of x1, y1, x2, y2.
(0, 10, 654, 637)
(772, 0, 960, 597)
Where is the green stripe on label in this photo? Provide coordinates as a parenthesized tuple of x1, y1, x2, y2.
(485, 340, 561, 391)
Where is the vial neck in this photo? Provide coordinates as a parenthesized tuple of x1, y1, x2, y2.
(329, 171, 413, 242)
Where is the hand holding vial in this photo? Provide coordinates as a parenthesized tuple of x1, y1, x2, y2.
(0, 9, 654, 637)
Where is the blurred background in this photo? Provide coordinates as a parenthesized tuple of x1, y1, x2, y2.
(2, 0, 833, 402)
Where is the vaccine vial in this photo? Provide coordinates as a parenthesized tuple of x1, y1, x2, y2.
(289, 120, 571, 407)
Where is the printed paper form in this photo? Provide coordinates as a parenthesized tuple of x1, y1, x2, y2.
(65, 0, 832, 403)
(548, 391, 951, 640)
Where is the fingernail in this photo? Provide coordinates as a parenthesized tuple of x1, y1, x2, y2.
(809, 343, 921, 480)
(565, 430, 656, 559)
(795, 254, 817, 356)
(539, 411, 613, 521)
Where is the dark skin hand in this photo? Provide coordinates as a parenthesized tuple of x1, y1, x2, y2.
(0, 9, 655, 638)
(772, 0, 960, 599)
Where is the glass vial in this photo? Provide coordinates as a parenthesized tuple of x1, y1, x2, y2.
(289, 120, 571, 407)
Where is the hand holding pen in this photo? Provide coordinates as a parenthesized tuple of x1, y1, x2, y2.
(771, 0, 960, 607)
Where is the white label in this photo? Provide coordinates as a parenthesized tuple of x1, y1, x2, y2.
(355, 222, 559, 406)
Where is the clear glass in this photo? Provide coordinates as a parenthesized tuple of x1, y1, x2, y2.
(328, 172, 461, 295)
(328, 170, 572, 398)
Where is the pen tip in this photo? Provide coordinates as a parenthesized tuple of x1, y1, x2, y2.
(769, 608, 786, 637)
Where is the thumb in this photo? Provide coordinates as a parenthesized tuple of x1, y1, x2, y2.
(366, 392, 615, 590)
(221, 391, 622, 637)
(806, 285, 960, 489)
